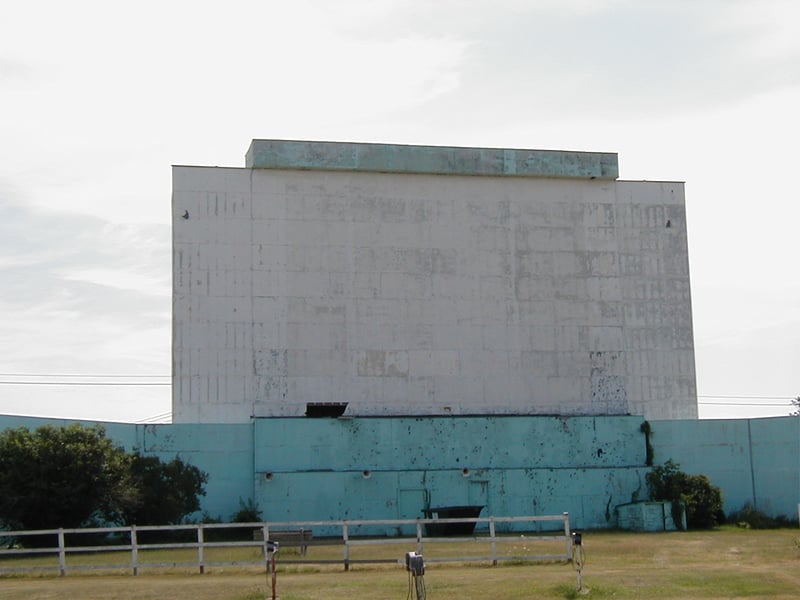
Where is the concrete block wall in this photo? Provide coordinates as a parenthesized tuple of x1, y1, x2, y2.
(252, 465, 646, 535)
(0, 414, 649, 530)
(139, 423, 254, 520)
(650, 417, 800, 518)
(0, 414, 796, 527)
(0, 415, 253, 522)
(251, 415, 649, 531)
(172, 140, 697, 423)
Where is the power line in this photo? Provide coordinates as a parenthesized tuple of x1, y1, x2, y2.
(698, 401, 791, 407)
(136, 412, 172, 423)
(0, 373, 169, 378)
(0, 373, 170, 387)
(697, 394, 795, 408)
(0, 376, 792, 406)
(698, 394, 795, 400)
(698, 394, 794, 408)
(0, 381, 170, 387)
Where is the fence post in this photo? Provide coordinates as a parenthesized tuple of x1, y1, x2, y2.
(57, 528, 66, 577)
(262, 523, 270, 557)
(489, 518, 497, 566)
(416, 519, 423, 555)
(342, 521, 350, 571)
(131, 525, 139, 576)
(197, 524, 205, 574)
(0, 514, 581, 575)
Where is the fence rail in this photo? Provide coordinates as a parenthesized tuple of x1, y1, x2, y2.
(0, 513, 572, 576)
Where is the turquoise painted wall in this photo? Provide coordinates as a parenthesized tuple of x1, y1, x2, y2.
(253, 416, 645, 472)
(0, 415, 140, 448)
(651, 417, 800, 518)
(138, 423, 254, 520)
(252, 416, 649, 532)
(244, 139, 619, 179)
(0, 414, 796, 528)
(0, 416, 253, 521)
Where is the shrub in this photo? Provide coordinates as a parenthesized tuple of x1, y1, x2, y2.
(0, 424, 130, 532)
(120, 453, 208, 526)
(681, 473, 725, 529)
(728, 502, 798, 529)
(646, 459, 724, 529)
(232, 497, 262, 523)
(0, 424, 208, 539)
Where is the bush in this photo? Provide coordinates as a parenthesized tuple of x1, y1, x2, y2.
(120, 454, 208, 526)
(202, 499, 264, 542)
(0, 424, 130, 531)
(0, 424, 208, 537)
(646, 459, 724, 529)
(681, 473, 725, 529)
(232, 497, 262, 523)
(728, 503, 798, 529)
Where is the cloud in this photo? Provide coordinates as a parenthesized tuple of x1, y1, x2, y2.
(2, 0, 797, 422)
(343, 0, 800, 127)
(0, 58, 35, 82)
(0, 198, 170, 372)
(0, 195, 171, 421)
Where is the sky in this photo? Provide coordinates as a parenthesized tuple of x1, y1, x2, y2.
(1, 0, 798, 423)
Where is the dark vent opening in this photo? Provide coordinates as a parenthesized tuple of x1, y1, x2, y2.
(305, 402, 348, 418)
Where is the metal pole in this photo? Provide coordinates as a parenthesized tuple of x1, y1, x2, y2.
(271, 550, 277, 600)
(264, 541, 278, 600)
(571, 530, 584, 593)
(414, 573, 426, 600)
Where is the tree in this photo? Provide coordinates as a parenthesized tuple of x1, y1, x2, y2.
(231, 497, 262, 523)
(0, 424, 208, 532)
(0, 424, 131, 530)
(645, 459, 683, 504)
(679, 473, 725, 528)
(646, 459, 724, 529)
(120, 454, 208, 526)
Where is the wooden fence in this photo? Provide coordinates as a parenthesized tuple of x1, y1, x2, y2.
(0, 513, 572, 576)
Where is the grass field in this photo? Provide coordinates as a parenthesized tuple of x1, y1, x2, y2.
(2, 527, 799, 599)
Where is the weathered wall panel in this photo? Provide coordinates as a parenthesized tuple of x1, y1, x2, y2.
(253, 415, 646, 473)
(0, 415, 253, 522)
(173, 140, 697, 422)
(750, 418, 800, 516)
(0, 415, 796, 526)
(651, 417, 800, 518)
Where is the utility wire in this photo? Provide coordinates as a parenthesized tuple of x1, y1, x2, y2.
(0, 378, 791, 397)
(697, 394, 795, 407)
(0, 373, 169, 378)
(698, 401, 790, 407)
(0, 375, 793, 407)
(0, 381, 169, 386)
(0, 373, 170, 386)
(698, 394, 795, 400)
(136, 412, 172, 423)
